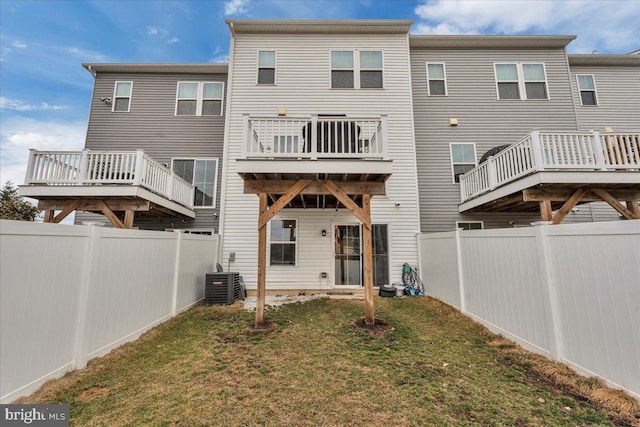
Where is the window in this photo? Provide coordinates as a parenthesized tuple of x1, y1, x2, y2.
(257, 50, 276, 85)
(167, 229, 214, 235)
(577, 74, 598, 106)
(331, 50, 383, 89)
(175, 82, 224, 116)
(112, 81, 132, 112)
(456, 221, 483, 230)
(450, 143, 477, 183)
(372, 224, 389, 286)
(172, 158, 218, 207)
(270, 219, 297, 266)
(426, 63, 447, 96)
(494, 63, 548, 100)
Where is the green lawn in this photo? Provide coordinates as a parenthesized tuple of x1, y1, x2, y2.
(20, 296, 638, 426)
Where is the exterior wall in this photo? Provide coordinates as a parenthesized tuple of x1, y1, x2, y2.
(78, 71, 227, 231)
(221, 32, 421, 289)
(410, 47, 586, 231)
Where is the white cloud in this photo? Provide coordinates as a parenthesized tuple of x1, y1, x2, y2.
(224, 0, 249, 16)
(168, 37, 180, 44)
(0, 97, 68, 112)
(146, 26, 168, 36)
(413, 0, 640, 53)
(11, 41, 27, 49)
(0, 118, 86, 186)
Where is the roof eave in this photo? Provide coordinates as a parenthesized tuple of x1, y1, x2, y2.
(409, 35, 576, 49)
(568, 54, 640, 67)
(81, 63, 229, 74)
(226, 19, 413, 34)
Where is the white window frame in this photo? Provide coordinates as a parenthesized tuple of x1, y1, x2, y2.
(171, 157, 219, 209)
(112, 81, 133, 112)
(175, 81, 224, 116)
(330, 49, 384, 90)
(426, 63, 448, 96)
(456, 221, 484, 230)
(268, 218, 298, 267)
(576, 74, 598, 106)
(257, 50, 277, 85)
(167, 228, 215, 235)
(494, 62, 549, 100)
(449, 143, 477, 184)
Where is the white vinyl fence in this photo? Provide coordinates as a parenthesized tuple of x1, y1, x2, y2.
(417, 220, 640, 399)
(0, 220, 219, 403)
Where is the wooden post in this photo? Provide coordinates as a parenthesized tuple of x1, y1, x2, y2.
(626, 200, 640, 218)
(256, 193, 268, 326)
(362, 194, 375, 326)
(124, 210, 135, 229)
(539, 200, 552, 221)
(43, 210, 54, 223)
(551, 188, 587, 224)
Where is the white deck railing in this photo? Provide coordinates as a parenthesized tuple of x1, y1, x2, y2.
(242, 115, 387, 159)
(460, 131, 640, 202)
(24, 149, 195, 209)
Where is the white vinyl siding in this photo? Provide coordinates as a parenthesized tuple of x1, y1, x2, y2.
(172, 158, 219, 208)
(175, 82, 224, 116)
(426, 63, 447, 96)
(269, 219, 297, 266)
(495, 63, 549, 100)
(112, 81, 132, 112)
(577, 74, 598, 106)
(257, 50, 276, 85)
(450, 143, 477, 183)
(331, 49, 383, 89)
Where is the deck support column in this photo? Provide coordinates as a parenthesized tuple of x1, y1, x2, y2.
(539, 200, 553, 221)
(362, 194, 375, 326)
(626, 200, 640, 218)
(256, 193, 268, 326)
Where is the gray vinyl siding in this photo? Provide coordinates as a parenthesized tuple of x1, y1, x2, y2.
(410, 47, 580, 232)
(77, 71, 227, 231)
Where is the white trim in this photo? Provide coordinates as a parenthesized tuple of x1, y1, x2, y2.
(268, 217, 298, 267)
(112, 81, 132, 112)
(359, 49, 385, 89)
(171, 157, 219, 208)
(330, 49, 384, 89)
(426, 62, 448, 96)
(449, 143, 477, 184)
(175, 81, 224, 116)
(576, 74, 599, 106)
(456, 220, 484, 230)
(494, 62, 549, 101)
(257, 49, 277, 85)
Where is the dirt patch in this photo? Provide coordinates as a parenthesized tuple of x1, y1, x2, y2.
(77, 387, 109, 402)
(353, 318, 394, 338)
(248, 320, 278, 335)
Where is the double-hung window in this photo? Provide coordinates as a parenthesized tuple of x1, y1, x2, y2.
(450, 143, 477, 183)
(112, 81, 132, 112)
(331, 50, 383, 89)
(172, 158, 218, 207)
(426, 63, 447, 96)
(576, 74, 598, 106)
(270, 219, 297, 266)
(494, 63, 548, 100)
(176, 82, 224, 116)
(257, 50, 276, 85)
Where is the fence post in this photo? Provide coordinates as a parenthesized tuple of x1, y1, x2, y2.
(171, 231, 184, 316)
(133, 150, 145, 186)
(532, 221, 564, 360)
(455, 228, 466, 313)
(73, 222, 103, 370)
(530, 130, 545, 171)
(487, 156, 498, 190)
(590, 130, 607, 170)
(78, 149, 89, 184)
(166, 171, 175, 201)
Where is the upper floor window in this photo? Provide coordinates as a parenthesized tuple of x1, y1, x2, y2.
(257, 50, 276, 85)
(450, 143, 477, 183)
(112, 81, 132, 112)
(494, 63, 548, 100)
(577, 74, 598, 106)
(331, 50, 383, 89)
(175, 82, 224, 116)
(172, 158, 218, 207)
(270, 219, 297, 266)
(426, 63, 447, 96)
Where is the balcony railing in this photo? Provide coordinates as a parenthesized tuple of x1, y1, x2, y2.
(459, 131, 640, 202)
(242, 115, 387, 160)
(24, 149, 195, 209)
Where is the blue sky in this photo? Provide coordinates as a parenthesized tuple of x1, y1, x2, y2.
(1, 0, 639, 187)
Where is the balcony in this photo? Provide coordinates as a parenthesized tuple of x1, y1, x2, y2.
(19, 150, 196, 227)
(458, 131, 640, 221)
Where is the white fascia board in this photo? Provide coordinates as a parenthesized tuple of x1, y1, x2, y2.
(236, 159, 393, 175)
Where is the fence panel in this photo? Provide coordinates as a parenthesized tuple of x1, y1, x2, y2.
(417, 231, 461, 309)
(0, 221, 219, 403)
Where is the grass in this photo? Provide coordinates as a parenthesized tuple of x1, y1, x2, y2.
(18, 296, 639, 426)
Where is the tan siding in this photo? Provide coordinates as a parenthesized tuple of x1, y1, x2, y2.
(79, 72, 227, 231)
(221, 33, 420, 289)
(410, 48, 580, 231)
